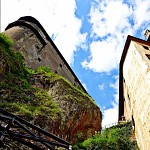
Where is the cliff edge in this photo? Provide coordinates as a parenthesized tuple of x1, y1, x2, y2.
(0, 33, 102, 147)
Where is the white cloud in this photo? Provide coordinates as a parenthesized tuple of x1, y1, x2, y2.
(109, 75, 119, 103)
(1, 0, 87, 65)
(82, 0, 150, 73)
(89, 0, 132, 37)
(102, 76, 119, 127)
(99, 83, 105, 90)
(82, 37, 120, 72)
(102, 102, 118, 128)
(133, 0, 150, 30)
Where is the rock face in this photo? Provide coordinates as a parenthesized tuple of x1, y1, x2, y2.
(33, 74, 102, 143)
(119, 36, 150, 150)
(0, 22, 102, 146)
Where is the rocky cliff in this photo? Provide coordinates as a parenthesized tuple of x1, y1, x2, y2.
(0, 33, 102, 146)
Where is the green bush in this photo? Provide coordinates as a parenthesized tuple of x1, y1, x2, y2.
(73, 122, 139, 150)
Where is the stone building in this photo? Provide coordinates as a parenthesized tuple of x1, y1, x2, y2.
(119, 31, 150, 150)
(3, 16, 87, 93)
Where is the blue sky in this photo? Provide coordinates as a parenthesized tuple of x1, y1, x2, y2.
(1, 0, 150, 127)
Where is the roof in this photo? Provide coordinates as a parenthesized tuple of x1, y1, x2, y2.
(119, 35, 150, 120)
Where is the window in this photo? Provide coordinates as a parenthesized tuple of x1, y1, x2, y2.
(123, 78, 125, 83)
(127, 93, 131, 107)
(128, 94, 130, 99)
(38, 57, 41, 62)
(35, 44, 40, 50)
(59, 63, 62, 68)
(143, 45, 149, 50)
(132, 115, 135, 130)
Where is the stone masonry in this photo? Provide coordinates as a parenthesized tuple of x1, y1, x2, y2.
(119, 36, 150, 150)
(3, 16, 87, 93)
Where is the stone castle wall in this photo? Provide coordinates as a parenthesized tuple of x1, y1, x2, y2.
(3, 16, 86, 93)
(123, 40, 150, 149)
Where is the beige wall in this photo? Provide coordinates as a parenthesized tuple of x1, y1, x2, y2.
(123, 41, 150, 149)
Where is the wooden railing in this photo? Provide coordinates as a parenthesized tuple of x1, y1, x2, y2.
(0, 108, 72, 150)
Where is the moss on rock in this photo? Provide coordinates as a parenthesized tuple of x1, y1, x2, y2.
(0, 33, 61, 120)
(0, 33, 101, 146)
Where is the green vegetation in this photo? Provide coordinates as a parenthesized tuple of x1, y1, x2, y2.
(0, 32, 95, 120)
(0, 33, 28, 77)
(73, 122, 139, 150)
(0, 33, 61, 119)
(28, 65, 97, 106)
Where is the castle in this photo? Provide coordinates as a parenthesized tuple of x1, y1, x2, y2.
(3, 16, 150, 149)
(119, 30, 150, 149)
(2, 16, 101, 145)
(4, 16, 87, 94)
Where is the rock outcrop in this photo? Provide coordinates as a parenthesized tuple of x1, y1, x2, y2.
(32, 73, 101, 143)
(0, 32, 102, 147)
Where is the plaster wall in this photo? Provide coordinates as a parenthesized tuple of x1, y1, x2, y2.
(123, 41, 150, 149)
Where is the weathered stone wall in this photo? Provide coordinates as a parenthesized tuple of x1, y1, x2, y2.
(32, 74, 102, 143)
(3, 17, 85, 91)
(123, 41, 150, 149)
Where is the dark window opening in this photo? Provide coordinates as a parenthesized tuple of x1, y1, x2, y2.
(132, 115, 135, 130)
(146, 54, 150, 60)
(38, 57, 41, 62)
(74, 83, 76, 86)
(127, 94, 131, 107)
(35, 44, 40, 50)
(54, 70, 58, 74)
(59, 63, 62, 68)
(143, 45, 149, 50)
(123, 78, 125, 83)
(128, 94, 130, 100)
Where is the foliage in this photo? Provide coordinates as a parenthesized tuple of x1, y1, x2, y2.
(0, 33, 13, 49)
(72, 122, 139, 150)
(0, 33, 61, 119)
(30, 65, 97, 106)
(0, 33, 28, 77)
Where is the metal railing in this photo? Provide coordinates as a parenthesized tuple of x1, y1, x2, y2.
(102, 120, 130, 131)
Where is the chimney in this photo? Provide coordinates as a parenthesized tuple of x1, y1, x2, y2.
(144, 29, 150, 41)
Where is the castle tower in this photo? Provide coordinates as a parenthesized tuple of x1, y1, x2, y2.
(119, 32, 150, 149)
(3, 16, 87, 93)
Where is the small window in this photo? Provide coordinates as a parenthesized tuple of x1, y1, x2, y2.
(128, 94, 130, 99)
(143, 45, 149, 50)
(146, 54, 150, 60)
(38, 57, 41, 62)
(123, 78, 125, 83)
(35, 44, 40, 50)
(59, 63, 62, 68)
